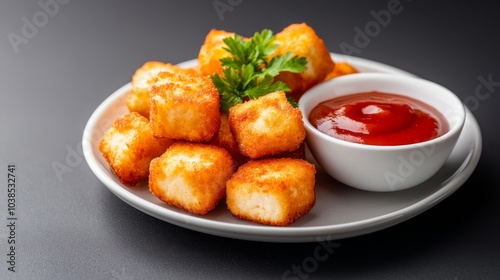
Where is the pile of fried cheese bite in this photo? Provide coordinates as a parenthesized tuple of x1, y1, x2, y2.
(98, 23, 358, 226)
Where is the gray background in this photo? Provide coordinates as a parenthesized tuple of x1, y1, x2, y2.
(1, 0, 499, 279)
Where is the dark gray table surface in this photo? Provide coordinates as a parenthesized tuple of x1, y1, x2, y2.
(1, 0, 499, 279)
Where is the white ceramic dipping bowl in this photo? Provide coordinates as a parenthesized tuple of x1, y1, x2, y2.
(299, 73, 465, 192)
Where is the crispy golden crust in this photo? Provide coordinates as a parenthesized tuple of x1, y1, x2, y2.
(209, 112, 250, 167)
(209, 112, 304, 166)
(98, 112, 174, 186)
(228, 91, 306, 159)
(198, 29, 236, 76)
(268, 142, 305, 160)
(149, 142, 235, 215)
(324, 62, 359, 81)
(127, 61, 198, 118)
(126, 61, 199, 118)
(226, 158, 316, 226)
(272, 23, 335, 101)
(149, 72, 220, 142)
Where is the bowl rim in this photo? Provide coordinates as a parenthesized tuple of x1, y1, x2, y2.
(298, 73, 466, 151)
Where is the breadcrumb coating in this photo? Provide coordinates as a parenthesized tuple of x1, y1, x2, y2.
(228, 91, 306, 159)
(198, 29, 236, 76)
(98, 112, 174, 186)
(272, 23, 335, 101)
(149, 72, 220, 142)
(269, 142, 305, 160)
(126, 61, 199, 118)
(209, 112, 250, 167)
(226, 158, 316, 226)
(149, 142, 235, 215)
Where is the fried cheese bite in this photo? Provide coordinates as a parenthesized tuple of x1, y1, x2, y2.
(149, 142, 235, 215)
(272, 23, 335, 101)
(228, 91, 306, 159)
(98, 112, 174, 186)
(226, 158, 316, 226)
(198, 29, 236, 76)
(126, 61, 199, 118)
(150, 72, 220, 142)
(324, 62, 359, 81)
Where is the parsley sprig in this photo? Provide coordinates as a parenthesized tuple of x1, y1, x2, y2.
(210, 29, 307, 112)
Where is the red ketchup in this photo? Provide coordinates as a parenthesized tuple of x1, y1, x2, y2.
(308, 91, 448, 145)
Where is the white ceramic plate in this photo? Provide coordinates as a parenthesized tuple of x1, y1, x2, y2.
(82, 54, 482, 242)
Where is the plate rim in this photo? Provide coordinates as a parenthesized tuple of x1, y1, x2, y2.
(82, 53, 482, 242)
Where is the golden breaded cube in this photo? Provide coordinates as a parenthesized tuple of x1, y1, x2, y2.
(324, 62, 359, 81)
(226, 158, 316, 226)
(150, 72, 220, 142)
(228, 91, 306, 159)
(209, 112, 250, 167)
(272, 23, 335, 101)
(149, 142, 235, 215)
(126, 61, 199, 119)
(198, 29, 236, 76)
(209, 113, 304, 166)
(98, 112, 174, 186)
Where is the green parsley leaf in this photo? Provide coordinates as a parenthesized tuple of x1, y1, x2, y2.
(262, 51, 308, 78)
(210, 29, 307, 112)
(244, 75, 290, 100)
